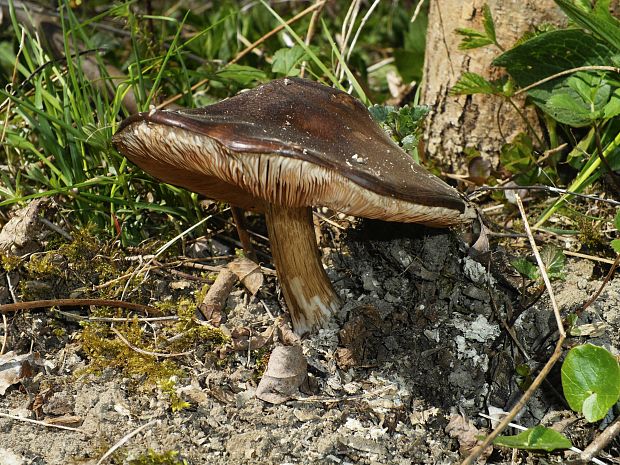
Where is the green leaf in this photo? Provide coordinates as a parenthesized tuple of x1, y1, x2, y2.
(493, 29, 620, 126)
(610, 239, 620, 253)
(455, 28, 495, 50)
(540, 244, 566, 280)
(482, 5, 497, 45)
(451, 72, 498, 95)
(511, 257, 539, 280)
(494, 425, 572, 451)
(500, 133, 536, 182)
(271, 45, 308, 77)
(368, 105, 394, 123)
(215, 64, 267, 85)
(603, 88, 620, 119)
(561, 344, 620, 422)
(368, 105, 428, 162)
(554, 0, 620, 52)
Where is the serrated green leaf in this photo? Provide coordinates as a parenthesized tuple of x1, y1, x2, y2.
(451, 72, 497, 95)
(368, 105, 427, 161)
(546, 92, 598, 126)
(493, 29, 620, 126)
(511, 257, 539, 280)
(540, 244, 566, 280)
(368, 105, 395, 123)
(555, 0, 620, 52)
(611, 238, 620, 253)
(494, 425, 572, 451)
(455, 28, 495, 50)
(561, 344, 620, 422)
(271, 45, 308, 77)
(482, 5, 497, 44)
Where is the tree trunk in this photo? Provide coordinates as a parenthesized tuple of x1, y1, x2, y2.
(421, 0, 566, 173)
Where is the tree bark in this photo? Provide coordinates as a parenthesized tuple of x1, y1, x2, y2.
(421, 0, 566, 173)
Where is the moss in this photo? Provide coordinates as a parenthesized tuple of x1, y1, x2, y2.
(78, 317, 183, 386)
(25, 252, 64, 277)
(128, 450, 188, 465)
(78, 297, 229, 410)
(22, 227, 120, 298)
(252, 348, 271, 381)
(167, 299, 229, 352)
(576, 217, 605, 251)
(159, 378, 190, 413)
(0, 253, 22, 272)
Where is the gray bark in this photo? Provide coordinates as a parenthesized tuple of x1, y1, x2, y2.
(421, 0, 566, 173)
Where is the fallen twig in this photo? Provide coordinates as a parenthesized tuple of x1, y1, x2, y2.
(478, 413, 607, 465)
(563, 251, 616, 266)
(470, 185, 620, 207)
(0, 411, 89, 435)
(54, 310, 178, 323)
(299, 0, 327, 78)
(0, 299, 159, 315)
(109, 327, 193, 358)
(96, 419, 159, 465)
(577, 414, 620, 464)
(198, 268, 238, 324)
(230, 207, 258, 262)
(578, 254, 620, 314)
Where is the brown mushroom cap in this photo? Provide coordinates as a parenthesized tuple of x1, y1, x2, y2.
(113, 77, 472, 227)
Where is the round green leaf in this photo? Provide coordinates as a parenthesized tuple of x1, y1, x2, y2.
(561, 344, 620, 422)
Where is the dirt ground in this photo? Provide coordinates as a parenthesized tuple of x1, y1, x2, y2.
(0, 205, 619, 465)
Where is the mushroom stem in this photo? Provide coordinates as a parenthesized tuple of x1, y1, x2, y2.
(265, 204, 340, 335)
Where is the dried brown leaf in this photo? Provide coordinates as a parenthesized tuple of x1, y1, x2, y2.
(0, 351, 39, 396)
(228, 257, 263, 295)
(256, 345, 307, 404)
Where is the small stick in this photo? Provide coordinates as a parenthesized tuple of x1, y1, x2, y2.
(470, 185, 620, 207)
(54, 310, 178, 323)
(95, 419, 159, 465)
(578, 414, 620, 464)
(410, 0, 427, 23)
(109, 327, 193, 358)
(0, 412, 88, 435)
(477, 413, 607, 465)
(230, 207, 258, 262)
(313, 211, 347, 230)
(461, 195, 566, 465)
(515, 65, 620, 96)
(6, 273, 17, 303)
(0, 299, 159, 315)
(38, 217, 73, 241)
(1, 313, 7, 355)
(197, 268, 238, 324)
(578, 254, 620, 314)
(564, 250, 616, 266)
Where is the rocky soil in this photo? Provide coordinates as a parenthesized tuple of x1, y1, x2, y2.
(0, 205, 619, 465)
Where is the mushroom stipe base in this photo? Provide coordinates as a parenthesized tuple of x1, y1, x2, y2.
(265, 204, 340, 336)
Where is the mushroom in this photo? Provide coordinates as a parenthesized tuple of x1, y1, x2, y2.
(112, 77, 474, 336)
